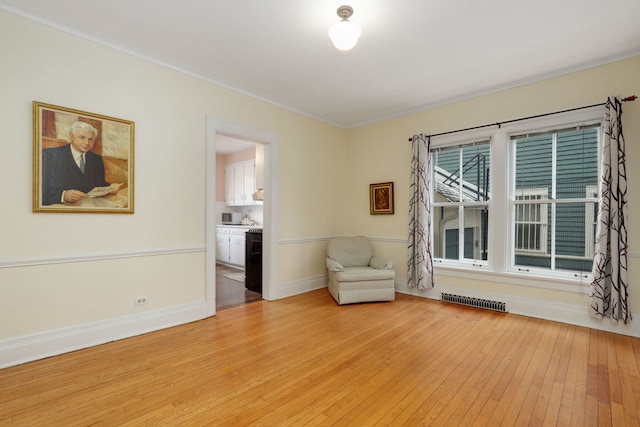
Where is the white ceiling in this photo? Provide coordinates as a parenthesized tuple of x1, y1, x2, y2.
(215, 134, 256, 155)
(2, 0, 640, 128)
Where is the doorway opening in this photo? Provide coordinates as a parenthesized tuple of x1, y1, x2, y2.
(214, 135, 263, 311)
(206, 117, 278, 317)
(215, 262, 262, 310)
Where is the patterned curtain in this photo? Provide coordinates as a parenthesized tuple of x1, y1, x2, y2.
(589, 97, 631, 323)
(407, 134, 434, 290)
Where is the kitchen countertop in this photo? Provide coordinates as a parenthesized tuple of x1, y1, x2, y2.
(216, 224, 262, 229)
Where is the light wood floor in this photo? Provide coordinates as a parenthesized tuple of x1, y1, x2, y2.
(1, 290, 639, 426)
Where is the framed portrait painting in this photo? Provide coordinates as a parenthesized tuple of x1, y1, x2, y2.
(370, 182, 394, 215)
(33, 101, 134, 213)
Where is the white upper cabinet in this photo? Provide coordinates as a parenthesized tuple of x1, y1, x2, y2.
(225, 159, 258, 206)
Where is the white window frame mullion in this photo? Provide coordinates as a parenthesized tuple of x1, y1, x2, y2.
(550, 203, 557, 271)
(458, 149, 464, 261)
(458, 205, 464, 261)
(584, 185, 599, 258)
(458, 148, 464, 202)
(506, 133, 516, 270)
(550, 133, 557, 271)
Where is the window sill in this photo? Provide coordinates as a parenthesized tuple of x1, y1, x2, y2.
(433, 263, 590, 294)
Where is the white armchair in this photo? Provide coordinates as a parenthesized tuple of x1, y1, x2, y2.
(326, 236, 396, 305)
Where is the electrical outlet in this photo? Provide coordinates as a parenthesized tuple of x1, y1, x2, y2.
(135, 297, 149, 305)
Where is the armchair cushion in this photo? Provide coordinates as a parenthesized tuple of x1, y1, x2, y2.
(326, 236, 395, 305)
(369, 257, 393, 270)
(327, 235, 373, 267)
(326, 257, 344, 272)
(334, 266, 395, 282)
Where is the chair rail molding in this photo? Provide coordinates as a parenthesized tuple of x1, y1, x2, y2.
(0, 247, 204, 269)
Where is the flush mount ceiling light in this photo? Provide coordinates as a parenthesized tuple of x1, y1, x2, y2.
(328, 5, 362, 51)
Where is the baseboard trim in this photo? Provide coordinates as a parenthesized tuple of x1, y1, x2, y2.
(5, 275, 636, 369)
(277, 274, 328, 299)
(395, 279, 639, 338)
(0, 301, 208, 369)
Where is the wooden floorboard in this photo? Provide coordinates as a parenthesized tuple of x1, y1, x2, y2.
(1, 290, 639, 426)
(215, 263, 262, 311)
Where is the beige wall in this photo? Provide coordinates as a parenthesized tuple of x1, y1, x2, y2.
(346, 56, 640, 322)
(1, 6, 638, 352)
(0, 9, 346, 342)
(224, 147, 256, 165)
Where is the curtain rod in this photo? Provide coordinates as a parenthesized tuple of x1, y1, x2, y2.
(408, 95, 637, 141)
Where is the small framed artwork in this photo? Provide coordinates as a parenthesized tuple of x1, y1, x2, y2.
(370, 182, 394, 215)
(33, 101, 134, 213)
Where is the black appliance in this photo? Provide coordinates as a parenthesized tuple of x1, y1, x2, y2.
(245, 229, 262, 293)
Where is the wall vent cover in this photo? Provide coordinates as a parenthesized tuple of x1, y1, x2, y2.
(441, 292, 507, 313)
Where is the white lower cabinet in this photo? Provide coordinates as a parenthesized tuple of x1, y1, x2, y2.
(216, 226, 246, 267)
(216, 227, 230, 264)
(229, 228, 246, 266)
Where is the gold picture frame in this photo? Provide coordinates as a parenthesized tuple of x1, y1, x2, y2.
(370, 182, 394, 215)
(33, 101, 134, 213)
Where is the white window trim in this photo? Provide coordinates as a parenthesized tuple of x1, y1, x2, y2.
(585, 184, 599, 258)
(509, 128, 600, 279)
(428, 105, 603, 292)
(432, 141, 491, 265)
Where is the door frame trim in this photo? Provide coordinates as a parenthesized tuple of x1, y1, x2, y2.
(206, 116, 278, 316)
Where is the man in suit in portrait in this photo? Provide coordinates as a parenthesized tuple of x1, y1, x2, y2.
(41, 121, 117, 205)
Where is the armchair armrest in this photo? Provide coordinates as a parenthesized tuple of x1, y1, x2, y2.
(326, 257, 344, 272)
(370, 257, 393, 270)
